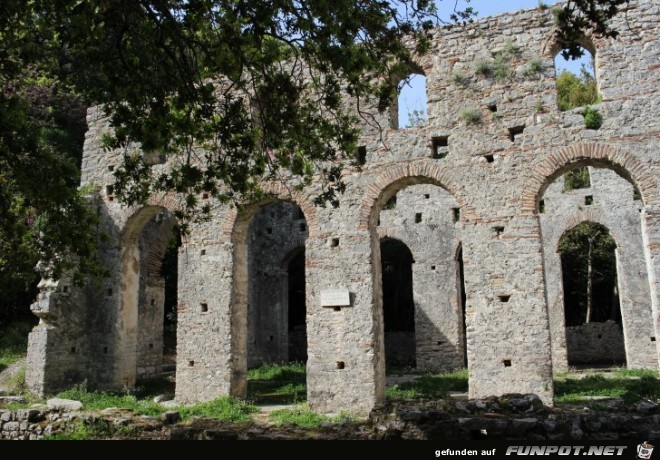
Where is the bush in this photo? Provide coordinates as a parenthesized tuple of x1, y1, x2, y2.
(459, 107, 481, 124)
(583, 107, 603, 129)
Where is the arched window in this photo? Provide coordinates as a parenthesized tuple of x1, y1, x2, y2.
(554, 44, 599, 111)
(396, 73, 427, 129)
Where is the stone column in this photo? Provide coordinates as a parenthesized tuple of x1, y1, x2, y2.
(464, 217, 554, 405)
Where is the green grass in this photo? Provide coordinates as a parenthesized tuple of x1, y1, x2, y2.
(53, 381, 258, 421)
(554, 368, 660, 405)
(248, 362, 307, 404)
(386, 368, 469, 399)
(43, 419, 113, 440)
(268, 403, 356, 427)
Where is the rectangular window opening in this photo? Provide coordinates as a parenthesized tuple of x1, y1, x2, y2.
(508, 125, 525, 142)
(356, 146, 367, 166)
(431, 136, 449, 159)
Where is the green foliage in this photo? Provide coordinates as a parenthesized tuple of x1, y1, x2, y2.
(558, 222, 618, 326)
(583, 106, 603, 129)
(55, 383, 167, 416)
(563, 166, 591, 191)
(177, 396, 258, 422)
(385, 368, 468, 399)
(268, 404, 356, 427)
(473, 59, 492, 76)
(43, 419, 112, 440)
(524, 58, 544, 77)
(0, 0, 628, 285)
(451, 70, 466, 85)
(555, 370, 660, 405)
(248, 362, 307, 404)
(556, 65, 599, 111)
(459, 107, 481, 124)
(0, 320, 35, 372)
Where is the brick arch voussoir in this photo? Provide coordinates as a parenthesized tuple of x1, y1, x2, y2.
(358, 160, 472, 231)
(220, 183, 320, 242)
(521, 143, 657, 216)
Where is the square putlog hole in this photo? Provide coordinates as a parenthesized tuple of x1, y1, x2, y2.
(502, 359, 512, 367)
(485, 154, 495, 163)
(356, 146, 367, 166)
(200, 303, 209, 313)
(585, 195, 594, 205)
(431, 136, 449, 159)
(336, 361, 345, 370)
(508, 125, 525, 142)
(498, 295, 511, 303)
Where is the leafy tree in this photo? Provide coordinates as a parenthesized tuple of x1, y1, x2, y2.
(556, 64, 600, 111)
(564, 166, 591, 191)
(0, 0, 631, 307)
(559, 222, 619, 327)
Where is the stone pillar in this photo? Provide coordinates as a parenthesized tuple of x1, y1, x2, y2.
(174, 237, 238, 403)
(542, 249, 569, 372)
(306, 232, 384, 417)
(641, 206, 660, 367)
(464, 217, 553, 405)
(26, 277, 88, 396)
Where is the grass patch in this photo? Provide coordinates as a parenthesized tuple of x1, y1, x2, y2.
(268, 403, 355, 427)
(386, 368, 468, 399)
(554, 369, 660, 405)
(55, 383, 167, 416)
(54, 381, 257, 422)
(43, 419, 112, 440)
(177, 396, 258, 422)
(248, 362, 307, 405)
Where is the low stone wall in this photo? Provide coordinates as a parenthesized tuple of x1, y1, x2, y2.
(566, 321, 626, 365)
(2, 394, 659, 440)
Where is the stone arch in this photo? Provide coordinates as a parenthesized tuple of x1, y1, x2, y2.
(220, 183, 320, 242)
(358, 160, 473, 230)
(541, 28, 600, 62)
(117, 205, 177, 388)
(520, 143, 657, 215)
(225, 193, 314, 396)
(554, 212, 625, 253)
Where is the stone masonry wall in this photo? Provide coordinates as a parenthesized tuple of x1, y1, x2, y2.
(26, 1, 660, 417)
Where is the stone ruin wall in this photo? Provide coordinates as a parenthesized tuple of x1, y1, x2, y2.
(25, 0, 660, 417)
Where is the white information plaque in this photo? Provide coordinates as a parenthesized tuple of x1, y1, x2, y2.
(320, 289, 351, 307)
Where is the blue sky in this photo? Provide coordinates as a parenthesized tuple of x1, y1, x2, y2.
(399, 0, 592, 126)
